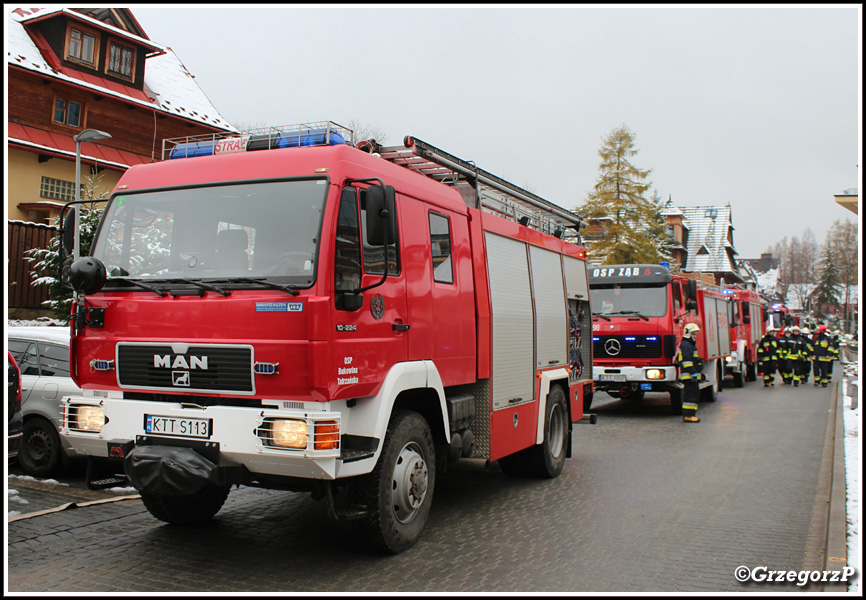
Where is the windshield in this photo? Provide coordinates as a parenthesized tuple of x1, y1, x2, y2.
(590, 285, 669, 318)
(92, 179, 328, 286)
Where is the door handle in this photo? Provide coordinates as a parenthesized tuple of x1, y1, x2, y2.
(392, 323, 410, 332)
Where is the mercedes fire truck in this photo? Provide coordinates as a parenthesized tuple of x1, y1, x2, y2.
(57, 122, 594, 553)
(588, 264, 731, 414)
(723, 286, 768, 387)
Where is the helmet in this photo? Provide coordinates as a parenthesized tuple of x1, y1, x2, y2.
(801, 328, 810, 335)
(684, 323, 701, 337)
(818, 324, 828, 333)
(791, 326, 800, 333)
(766, 326, 775, 333)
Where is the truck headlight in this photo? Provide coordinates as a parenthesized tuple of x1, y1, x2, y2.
(68, 405, 105, 432)
(645, 369, 665, 380)
(260, 418, 307, 449)
(725, 355, 736, 364)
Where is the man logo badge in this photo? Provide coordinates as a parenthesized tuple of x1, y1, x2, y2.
(173, 371, 191, 386)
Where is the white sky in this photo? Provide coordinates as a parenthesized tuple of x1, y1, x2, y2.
(130, 3, 862, 258)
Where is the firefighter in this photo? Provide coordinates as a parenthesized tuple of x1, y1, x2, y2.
(777, 327, 802, 386)
(812, 325, 837, 387)
(757, 326, 779, 387)
(675, 323, 703, 423)
(798, 327, 813, 384)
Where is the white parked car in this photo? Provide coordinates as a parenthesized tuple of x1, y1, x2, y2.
(7, 326, 81, 476)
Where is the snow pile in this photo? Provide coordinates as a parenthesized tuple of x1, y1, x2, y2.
(843, 361, 860, 594)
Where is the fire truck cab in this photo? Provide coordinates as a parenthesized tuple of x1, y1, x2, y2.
(723, 286, 768, 387)
(57, 122, 594, 553)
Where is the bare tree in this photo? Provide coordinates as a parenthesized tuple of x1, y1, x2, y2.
(827, 218, 858, 332)
(344, 119, 389, 146)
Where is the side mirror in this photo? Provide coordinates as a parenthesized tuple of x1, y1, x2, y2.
(687, 279, 697, 302)
(62, 208, 76, 257)
(68, 257, 106, 295)
(337, 293, 364, 312)
(686, 300, 698, 312)
(365, 185, 397, 246)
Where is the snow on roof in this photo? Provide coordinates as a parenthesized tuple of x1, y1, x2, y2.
(679, 204, 738, 275)
(7, 8, 238, 133)
(7, 325, 71, 345)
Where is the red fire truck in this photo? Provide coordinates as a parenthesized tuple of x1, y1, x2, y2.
(57, 122, 594, 553)
(588, 265, 731, 414)
(722, 286, 768, 387)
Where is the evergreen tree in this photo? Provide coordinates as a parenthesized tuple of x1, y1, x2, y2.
(812, 243, 840, 319)
(25, 170, 108, 319)
(578, 124, 668, 265)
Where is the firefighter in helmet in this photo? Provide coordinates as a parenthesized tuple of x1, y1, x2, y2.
(676, 323, 703, 423)
(812, 324, 837, 387)
(757, 326, 779, 387)
(778, 326, 802, 386)
(798, 327, 813, 384)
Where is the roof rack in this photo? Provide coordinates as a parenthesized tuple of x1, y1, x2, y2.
(376, 136, 583, 237)
(161, 121, 354, 160)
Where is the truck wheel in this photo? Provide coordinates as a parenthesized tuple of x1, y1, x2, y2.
(499, 385, 568, 479)
(746, 362, 757, 382)
(619, 387, 645, 402)
(583, 392, 593, 413)
(351, 410, 435, 554)
(669, 389, 683, 415)
(140, 485, 231, 525)
(733, 368, 745, 388)
(18, 417, 63, 477)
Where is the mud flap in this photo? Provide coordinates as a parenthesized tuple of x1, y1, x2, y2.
(124, 445, 220, 496)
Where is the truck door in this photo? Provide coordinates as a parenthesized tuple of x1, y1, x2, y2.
(332, 185, 408, 399)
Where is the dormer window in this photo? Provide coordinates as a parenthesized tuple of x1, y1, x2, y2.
(107, 40, 135, 79)
(65, 24, 99, 67)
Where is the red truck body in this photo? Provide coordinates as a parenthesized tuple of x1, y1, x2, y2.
(58, 123, 593, 552)
(588, 265, 732, 413)
(723, 286, 768, 386)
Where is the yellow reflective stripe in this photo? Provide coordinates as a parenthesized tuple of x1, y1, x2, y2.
(682, 403, 699, 410)
(681, 362, 694, 368)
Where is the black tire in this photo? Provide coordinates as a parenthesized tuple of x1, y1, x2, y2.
(583, 391, 594, 413)
(140, 485, 231, 525)
(499, 385, 569, 479)
(746, 362, 757, 382)
(733, 369, 745, 388)
(351, 410, 435, 554)
(18, 417, 63, 477)
(669, 388, 683, 415)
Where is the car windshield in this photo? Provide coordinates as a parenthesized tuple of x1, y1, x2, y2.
(590, 284, 669, 318)
(92, 179, 328, 286)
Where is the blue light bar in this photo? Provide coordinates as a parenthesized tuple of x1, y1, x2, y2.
(168, 128, 346, 160)
(625, 337, 636, 341)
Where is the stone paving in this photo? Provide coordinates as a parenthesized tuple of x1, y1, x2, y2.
(5, 370, 847, 593)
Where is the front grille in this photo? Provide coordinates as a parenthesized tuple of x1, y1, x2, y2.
(117, 344, 254, 393)
(123, 391, 263, 409)
(593, 335, 663, 359)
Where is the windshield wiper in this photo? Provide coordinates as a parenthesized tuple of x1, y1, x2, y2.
(607, 310, 650, 321)
(592, 312, 611, 321)
(154, 278, 231, 297)
(111, 277, 168, 297)
(213, 277, 300, 296)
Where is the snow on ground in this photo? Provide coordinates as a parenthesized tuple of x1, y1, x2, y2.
(843, 359, 860, 594)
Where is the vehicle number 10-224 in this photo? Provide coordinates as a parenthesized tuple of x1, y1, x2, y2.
(144, 414, 212, 439)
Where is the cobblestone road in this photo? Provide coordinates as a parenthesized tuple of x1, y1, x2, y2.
(6, 372, 842, 593)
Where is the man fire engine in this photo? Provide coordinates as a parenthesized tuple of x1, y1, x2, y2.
(588, 265, 731, 415)
(57, 122, 594, 554)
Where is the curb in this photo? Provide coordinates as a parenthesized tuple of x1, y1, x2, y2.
(822, 361, 850, 592)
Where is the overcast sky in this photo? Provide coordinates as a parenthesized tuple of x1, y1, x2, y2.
(131, 4, 861, 258)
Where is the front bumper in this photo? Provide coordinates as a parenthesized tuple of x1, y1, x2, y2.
(8, 430, 22, 461)
(593, 365, 677, 388)
(60, 396, 353, 480)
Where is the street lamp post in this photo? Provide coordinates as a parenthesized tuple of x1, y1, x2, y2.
(72, 129, 112, 260)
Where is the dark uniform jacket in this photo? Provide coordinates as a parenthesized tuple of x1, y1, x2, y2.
(675, 337, 703, 381)
(812, 332, 838, 362)
(757, 334, 778, 362)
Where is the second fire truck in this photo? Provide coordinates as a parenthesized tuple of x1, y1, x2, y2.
(588, 264, 732, 414)
(57, 122, 594, 553)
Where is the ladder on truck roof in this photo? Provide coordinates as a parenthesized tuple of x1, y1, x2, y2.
(376, 136, 584, 238)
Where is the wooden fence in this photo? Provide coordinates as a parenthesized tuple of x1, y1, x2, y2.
(7, 220, 55, 309)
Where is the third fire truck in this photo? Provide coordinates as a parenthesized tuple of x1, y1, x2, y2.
(57, 122, 594, 553)
(588, 264, 732, 414)
(723, 285, 769, 387)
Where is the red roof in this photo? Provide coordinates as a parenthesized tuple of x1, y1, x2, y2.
(8, 122, 154, 170)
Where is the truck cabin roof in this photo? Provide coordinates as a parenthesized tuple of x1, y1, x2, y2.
(588, 264, 673, 287)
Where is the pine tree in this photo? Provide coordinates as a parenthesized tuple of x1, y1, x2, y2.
(812, 243, 840, 319)
(25, 170, 108, 319)
(579, 125, 668, 265)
